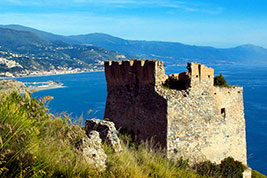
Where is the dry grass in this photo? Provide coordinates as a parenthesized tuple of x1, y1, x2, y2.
(0, 91, 207, 178)
(101, 135, 205, 178)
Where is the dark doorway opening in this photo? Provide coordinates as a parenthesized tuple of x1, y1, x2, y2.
(221, 108, 226, 118)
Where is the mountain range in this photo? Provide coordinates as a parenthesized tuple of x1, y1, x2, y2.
(0, 26, 126, 74)
(69, 33, 267, 65)
(0, 24, 267, 73)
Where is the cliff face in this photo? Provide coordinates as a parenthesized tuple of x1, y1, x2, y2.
(104, 59, 247, 167)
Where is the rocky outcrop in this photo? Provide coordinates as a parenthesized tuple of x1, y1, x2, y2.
(85, 119, 122, 153)
(76, 131, 107, 170)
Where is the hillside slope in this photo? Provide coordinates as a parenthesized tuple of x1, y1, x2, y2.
(0, 27, 126, 75)
(0, 24, 80, 44)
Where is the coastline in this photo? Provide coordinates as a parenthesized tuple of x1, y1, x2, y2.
(2, 69, 104, 79)
(2, 69, 104, 92)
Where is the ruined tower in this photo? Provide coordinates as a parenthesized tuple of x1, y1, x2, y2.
(104, 59, 248, 167)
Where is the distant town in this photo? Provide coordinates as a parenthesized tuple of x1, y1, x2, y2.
(1, 67, 104, 78)
(0, 49, 105, 78)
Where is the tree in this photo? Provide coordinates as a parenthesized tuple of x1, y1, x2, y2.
(214, 73, 230, 88)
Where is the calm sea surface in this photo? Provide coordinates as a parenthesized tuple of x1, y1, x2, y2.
(13, 65, 267, 174)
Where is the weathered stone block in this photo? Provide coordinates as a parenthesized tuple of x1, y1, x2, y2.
(76, 131, 107, 170)
(85, 119, 122, 152)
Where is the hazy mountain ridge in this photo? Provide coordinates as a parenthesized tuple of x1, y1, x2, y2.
(0, 24, 80, 45)
(69, 33, 267, 64)
(1, 24, 267, 66)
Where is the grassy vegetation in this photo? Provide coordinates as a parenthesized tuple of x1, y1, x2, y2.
(0, 91, 96, 177)
(102, 136, 204, 178)
(0, 91, 266, 178)
(252, 170, 267, 178)
(0, 91, 204, 178)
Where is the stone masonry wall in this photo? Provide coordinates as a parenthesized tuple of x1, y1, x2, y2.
(159, 86, 247, 165)
(188, 62, 214, 89)
(104, 59, 168, 147)
(104, 59, 248, 167)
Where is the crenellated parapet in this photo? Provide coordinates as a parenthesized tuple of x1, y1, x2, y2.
(104, 59, 169, 147)
(104, 59, 167, 90)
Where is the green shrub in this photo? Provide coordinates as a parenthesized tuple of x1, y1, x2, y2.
(219, 157, 245, 178)
(193, 160, 219, 177)
(214, 73, 230, 88)
(193, 157, 245, 178)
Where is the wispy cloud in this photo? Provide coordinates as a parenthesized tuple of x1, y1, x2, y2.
(1, 0, 223, 15)
(0, 12, 215, 36)
(1, 11, 267, 48)
(0, 1, 266, 48)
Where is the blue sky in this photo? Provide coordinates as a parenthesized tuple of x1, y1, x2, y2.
(0, 0, 267, 48)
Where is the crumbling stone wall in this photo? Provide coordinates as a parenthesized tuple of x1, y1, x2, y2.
(161, 86, 247, 165)
(104, 59, 248, 167)
(187, 62, 214, 89)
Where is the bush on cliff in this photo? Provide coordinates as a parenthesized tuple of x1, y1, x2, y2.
(214, 73, 230, 88)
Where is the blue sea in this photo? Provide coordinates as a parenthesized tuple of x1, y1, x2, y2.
(13, 65, 267, 175)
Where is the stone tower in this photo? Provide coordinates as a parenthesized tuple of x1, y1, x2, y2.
(104, 59, 248, 167)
